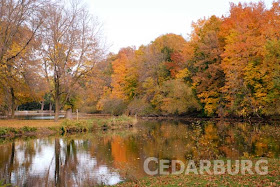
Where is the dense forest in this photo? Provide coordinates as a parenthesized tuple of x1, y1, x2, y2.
(1, 0, 280, 119)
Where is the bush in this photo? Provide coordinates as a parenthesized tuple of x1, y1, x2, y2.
(127, 98, 155, 116)
(0, 126, 38, 136)
(101, 98, 127, 116)
(152, 79, 201, 115)
(80, 105, 99, 114)
(0, 127, 20, 136)
(21, 126, 37, 132)
(0, 128, 8, 136)
(60, 120, 89, 133)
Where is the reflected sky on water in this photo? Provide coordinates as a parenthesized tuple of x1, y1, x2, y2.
(0, 120, 279, 186)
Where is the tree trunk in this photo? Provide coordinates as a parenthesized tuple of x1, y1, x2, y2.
(10, 88, 15, 119)
(49, 103, 53, 112)
(54, 97, 60, 122)
(65, 108, 72, 120)
(54, 72, 60, 122)
(40, 101, 44, 111)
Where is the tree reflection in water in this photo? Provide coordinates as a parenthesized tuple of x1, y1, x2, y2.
(0, 120, 279, 186)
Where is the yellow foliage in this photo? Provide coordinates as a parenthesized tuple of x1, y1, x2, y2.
(175, 68, 190, 80)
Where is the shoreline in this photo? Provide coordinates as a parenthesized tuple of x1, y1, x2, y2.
(0, 114, 279, 138)
(139, 115, 280, 124)
(0, 115, 137, 138)
(1, 111, 279, 122)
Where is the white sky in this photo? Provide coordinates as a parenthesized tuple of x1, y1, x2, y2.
(86, 0, 274, 53)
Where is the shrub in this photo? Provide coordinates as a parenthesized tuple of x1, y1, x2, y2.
(0, 128, 8, 136)
(0, 127, 33, 136)
(21, 126, 37, 132)
(127, 98, 155, 116)
(152, 79, 201, 115)
(60, 120, 89, 133)
(101, 98, 127, 116)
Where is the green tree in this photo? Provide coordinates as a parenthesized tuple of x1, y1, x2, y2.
(152, 79, 200, 115)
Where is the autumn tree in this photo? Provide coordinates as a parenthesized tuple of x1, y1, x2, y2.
(79, 54, 113, 113)
(191, 16, 225, 116)
(220, 2, 268, 116)
(255, 1, 280, 115)
(41, 0, 104, 121)
(110, 47, 137, 101)
(138, 34, 190, 84)
(152, 79, 200, 115)
(136, 34, 192, 103)
(0, 0, 46, 118)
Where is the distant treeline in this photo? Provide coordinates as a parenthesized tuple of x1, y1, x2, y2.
(1, 1, 280, 118)
(91, 2, 280, 117)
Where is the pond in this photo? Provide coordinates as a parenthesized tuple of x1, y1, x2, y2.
(14, 114, 65, 120)
(0, 120, 279, 186)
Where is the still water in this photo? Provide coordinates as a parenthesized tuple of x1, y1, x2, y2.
(0, 120, 279, 186)
(15, 114, 65, 120)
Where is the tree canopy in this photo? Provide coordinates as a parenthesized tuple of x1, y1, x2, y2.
(1, 1, 280, 119)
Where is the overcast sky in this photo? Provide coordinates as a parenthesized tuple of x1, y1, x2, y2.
(86, 0, 274, 53)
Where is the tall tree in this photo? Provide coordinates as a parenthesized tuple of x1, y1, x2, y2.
(255, 1, 280, 115)
(0, 0, 46, 118)
(111, 47, 137, 101)
(220, 2, 268, 116)
(41, 0, 104, 121)
(191, 16, 225, 116)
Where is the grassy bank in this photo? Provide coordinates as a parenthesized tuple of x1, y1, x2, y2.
(0, 120, 61, 128)
(0, 115, 137, 137)
(116, 159, 280, 187)
(59, 115, 137, 133)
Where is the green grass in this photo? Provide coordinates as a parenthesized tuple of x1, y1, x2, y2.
(116, 159, 280, 187)
(60, 115, 138, 134)
(60, 120, 90, 133)
(0, 179, 11, 187)
(0, 126, 37, 136)
(89, 115, 137, 128)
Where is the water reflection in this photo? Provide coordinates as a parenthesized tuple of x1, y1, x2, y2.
(0, 137, 122, 186)
(0, 120, 279, 186)
(14, 114, 65, 120)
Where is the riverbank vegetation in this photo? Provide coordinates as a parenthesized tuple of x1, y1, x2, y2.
(1, 1, 280, 120)
(0, 115, 137, 137)
(0, 126, 37, 136)
(60, 115, 137, 133)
